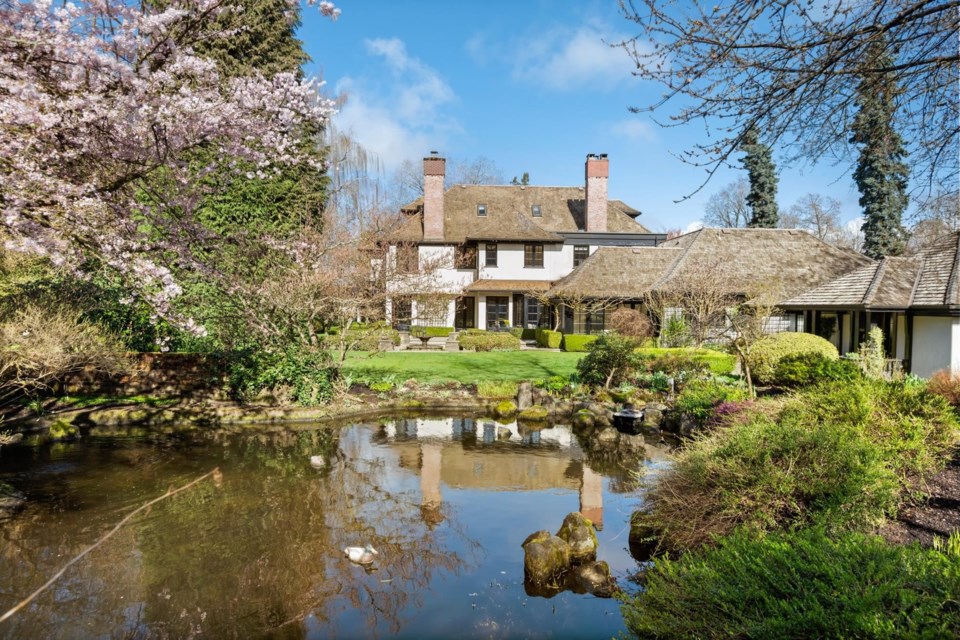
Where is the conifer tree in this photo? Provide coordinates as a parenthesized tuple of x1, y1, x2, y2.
(741, 128, 779, 228)
(851, 38, 909, 259)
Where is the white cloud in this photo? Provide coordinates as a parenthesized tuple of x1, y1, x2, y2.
(331, 38, 458, 170)
(844, 216, 865, 233)
(610, 118, 655, 141)
(513, 25, 637, 91)
(685, 220, 705, 233)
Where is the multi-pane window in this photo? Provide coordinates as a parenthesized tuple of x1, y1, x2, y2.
(525, 297, 541, 329)
(573, 245, 589, 267)
(531, 204, 542, 217)
(477, 204, 487, 217)
(454, 244, 477, 269)
(486, 296, 509, 328)
(485, 243, 498, 267)
(524, 243, 544, 268)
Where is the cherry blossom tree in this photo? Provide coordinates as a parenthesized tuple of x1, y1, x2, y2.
(0, 0, 339, 323)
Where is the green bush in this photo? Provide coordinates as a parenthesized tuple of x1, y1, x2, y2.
(476, 380, 518, 399)
(411, 326, 453, 338)
(674, 379, 748, 422)
(658, 315, 692, 347)
(457, 331, 520, 352)
(636, 347, 735, 376)
(621, 528, 960, 639)
(222, 347, 334, 406)
(576, 333, 640, 388)
(536, 375, 571, 395)
(749, 332, 839, 385)
(561, 333, 597, 352)
(536, 329, 562, 349)
(495, 400, 517, 416)
(773, 351, 861, 387)
(636, 379, 960, 551)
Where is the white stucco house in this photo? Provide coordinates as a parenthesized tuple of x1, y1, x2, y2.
(383, 153, 664, 331)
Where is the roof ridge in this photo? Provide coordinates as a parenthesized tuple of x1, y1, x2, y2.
(651, 228, 701, 289)
(946, 232, 960, 304)
(862, 260, 887, 305)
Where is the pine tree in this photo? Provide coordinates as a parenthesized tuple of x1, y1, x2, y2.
(851, 38, 909, 259)
(741, 128, 779, 227)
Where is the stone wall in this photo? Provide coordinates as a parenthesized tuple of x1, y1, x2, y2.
(63, 352, 223, 398)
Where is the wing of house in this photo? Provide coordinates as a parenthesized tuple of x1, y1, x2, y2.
(782, 232, 960, 376)
(384, 154, 664, 330)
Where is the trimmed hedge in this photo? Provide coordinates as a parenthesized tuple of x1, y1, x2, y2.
(562, 333, 598, 352)
(748, 332, 838, 385)
(536, 329, 562, 349)
(458, 331, 520, 352)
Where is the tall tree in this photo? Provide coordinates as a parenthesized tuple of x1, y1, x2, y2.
(787, 194, 843, 241)
(741, 129, 779, 228)
(703, 178, 750, 228)
(619, 1, 958, 205)
(851, 38, 909, 259)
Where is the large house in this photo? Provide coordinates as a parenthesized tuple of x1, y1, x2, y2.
(781, 232, 960, 377)
(385, 154, 663, 330)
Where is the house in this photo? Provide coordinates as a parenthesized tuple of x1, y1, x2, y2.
(546, 227, 873, 333)
(385, 153, 663, 330)
(781, 232, 960, 377)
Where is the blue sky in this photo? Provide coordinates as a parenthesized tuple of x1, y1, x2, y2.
(300, 0, 865, 233)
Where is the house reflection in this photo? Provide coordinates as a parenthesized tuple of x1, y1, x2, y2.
(380, 417, 605, 530)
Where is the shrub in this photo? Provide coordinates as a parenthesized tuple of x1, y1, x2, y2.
(368, 381, 394, 393)
(642, 353, 710, 380)
(536, 329, 562, 349)
(621, 528, 960, 639)
(674, 379, 748, 422)
(0, 305, 128, 398)
(748, 332, 838, 385)
(476, 380, 518, 399)
(928, 369, 960, 407)
(773, 351, 861, 387)
(636, 370, 671, 393)
(414, 326, 453, 338)
(537, 375, 571, 395)
(223, 347, 334, 405)
(858, 325, 887, 379)
(457, 331, 520, 352)
(495, 400, 517, 416)
(658, 315, 692, 347)
(608, 307, 653, 340)
(561, 333, 597, 352)
(576, 333, 640, 388)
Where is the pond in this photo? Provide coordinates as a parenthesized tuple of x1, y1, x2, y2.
(0, 415, 671, 639)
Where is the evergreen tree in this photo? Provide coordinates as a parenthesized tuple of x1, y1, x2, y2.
(740, 128, 779, 227)
(851, 38, 909, 259)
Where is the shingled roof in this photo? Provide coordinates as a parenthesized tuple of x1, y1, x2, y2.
(549, 227, 872, 300)
(391, 185, 649, 243)
(783, 232, 960, 310)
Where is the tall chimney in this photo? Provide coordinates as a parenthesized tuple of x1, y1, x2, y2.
(585, 153, 609, 232)
(423, 152, 445, 241)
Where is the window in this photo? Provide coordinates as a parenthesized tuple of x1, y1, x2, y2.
(392, 298, 412, 328)
(396, 244, 418, 274)
(573, 245, 589, 267)
(524, 243, 544, 268)
(574, 306, 606, 334)
(454, 244, 477, 269)
(455, 297, 476, 330)
(486, 296, 509, 328)
(485, 243, 498, 267)
(477, 204, 487, 217)
(525, 297, 541, 329)
(531, 204, 542, 217)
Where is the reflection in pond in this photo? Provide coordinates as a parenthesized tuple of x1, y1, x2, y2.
(0, 417, 670, 638)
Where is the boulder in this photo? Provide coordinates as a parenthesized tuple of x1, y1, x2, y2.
(555, 511, 598, 563)
(568, 561, 618, 598)
(497, 426, 512, 441)
(619, 433, 646, 453)
(643, 404, 665, 428)
(517, 382, 533, 410)
(595, 427, 619, 445)
(678, 415, 699, 437)
(522, 535, 571, 585)
(517, 405, 549, 422)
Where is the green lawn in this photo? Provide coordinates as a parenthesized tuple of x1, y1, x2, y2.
(341, 351, 584, 384)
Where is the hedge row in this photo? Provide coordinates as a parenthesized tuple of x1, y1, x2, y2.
(458, 331, 520, 351)
(561, 333, 597, 352)
(535, 328, 562, 349)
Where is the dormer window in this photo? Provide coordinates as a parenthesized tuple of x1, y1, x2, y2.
(532, 204, 542, 217)
(477, 204, 487, 217)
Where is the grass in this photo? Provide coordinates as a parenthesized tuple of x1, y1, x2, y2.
(341, 350, 583, 384)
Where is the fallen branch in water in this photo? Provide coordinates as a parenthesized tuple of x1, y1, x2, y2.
(0, 467, 222, 624)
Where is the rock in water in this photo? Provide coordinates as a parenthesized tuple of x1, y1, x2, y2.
(556, 512, 598, 563)
(517, 382, 533, 410)
(522, 535, 571, 585)
(568, 561, 618, 598)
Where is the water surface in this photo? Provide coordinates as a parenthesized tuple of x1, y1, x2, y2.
(0, 416, 668, 639)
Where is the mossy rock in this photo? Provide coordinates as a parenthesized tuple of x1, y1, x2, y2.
(523, 535, 571, 586)
(495, 400, 518, 417)
(556, 511, 598, 563)
(48, 419, 78, 441)
(518, 405, 550, 421)
(398, 399, 424, 408)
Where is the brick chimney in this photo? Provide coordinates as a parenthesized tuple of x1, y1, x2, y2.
(423, 152, 445, 241)
(585, 153, 609, 232)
